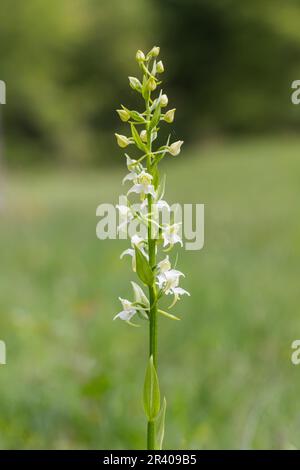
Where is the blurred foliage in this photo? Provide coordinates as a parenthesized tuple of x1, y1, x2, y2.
(156, 0, 300, 138)
(1, 0, 300, 165)
(0, 137, 299, 448)
(0, 0, 154, 165)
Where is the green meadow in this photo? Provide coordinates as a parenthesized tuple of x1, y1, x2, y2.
(0, 137, 299, 449)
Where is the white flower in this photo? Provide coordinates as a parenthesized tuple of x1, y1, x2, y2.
(114, 282, 149, 322)
(157, 268, 183, 292)
(168, 140, 184, 156)
(162, 223, 182, 248)
(157, 255, 171, 273)
(114, 298, 138, 321)
(120, 234, 147, 271)
(157, 268, 190, 307)
(127, 170, 156, 198)
(122, 156, 138, 185)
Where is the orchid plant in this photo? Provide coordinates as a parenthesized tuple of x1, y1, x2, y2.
(114, 46, 189, 450)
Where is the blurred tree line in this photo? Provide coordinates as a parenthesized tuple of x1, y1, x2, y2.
(1, 0, 300, 166)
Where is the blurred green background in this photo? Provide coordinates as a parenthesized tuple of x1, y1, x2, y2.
(0, 0, 300, 450)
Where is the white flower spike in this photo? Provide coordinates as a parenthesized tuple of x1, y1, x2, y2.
(113, 46, 190, 450)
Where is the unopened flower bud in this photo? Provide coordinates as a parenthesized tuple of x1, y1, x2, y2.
(149, 46, 160, 57)
(164, 108, 176, 123)
(156, 61, 164, 73)
(128, 76, 142, 92)
(116, 109, 130, 122)
(168, 140, 184, 156)
(147, 76, 157, 91)
(115, 133, 131, 148)
(160, 94, 168, 107)
(151, 131, 157, 142)
(140, 130, 147, 143)
(136, 50, 145, 62)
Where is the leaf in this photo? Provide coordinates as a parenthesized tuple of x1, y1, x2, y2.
(149, 101, 161, 131)
(131, 123, 146, 152)
(158, 309, 181, 321)
(155, 397, 167, 450)
(143, 356, 160, 421)
(135, 246, 154, 286)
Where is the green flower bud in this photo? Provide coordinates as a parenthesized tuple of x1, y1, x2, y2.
(164, 108, 176, 123)
(156, 61, 164, 73)
(136, 50, 145, 62)
(128, 76, 142, 92)
(147, 76, 157, 91)
(116, 109, 130, 122)
(168, 140, 184, 156)
(149, 46, 160, 57)
(160, 94, 168, 107)
(115, 133, 131, 148)
(140, 130, 147, 143)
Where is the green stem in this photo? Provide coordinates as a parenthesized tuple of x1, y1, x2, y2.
(147, 191, 158, 451)
(146, 93, 158, 451)
(147, 421, 155, 450)
(147, 192, 157, 367)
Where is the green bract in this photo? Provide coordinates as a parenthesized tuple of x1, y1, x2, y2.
(143, 355, 161, 421)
